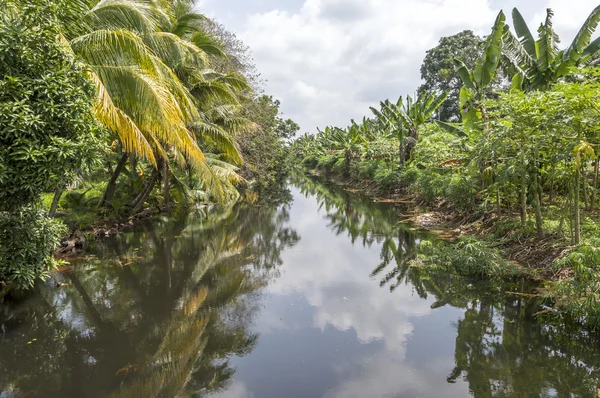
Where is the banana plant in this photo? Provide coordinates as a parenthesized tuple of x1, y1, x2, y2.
(370, 90, 448, 165)
(454, 10, 506, 131)
(503, 6, 600, 92)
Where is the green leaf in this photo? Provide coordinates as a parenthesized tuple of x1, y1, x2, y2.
(435, 120, 468, 138)
(512, 8, 538, 60)
(454, 58, 475, 91)
(564, 5, 600, 65)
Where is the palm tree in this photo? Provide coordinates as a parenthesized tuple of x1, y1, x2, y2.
(503, 6, 600, 91)
(58, 0, 236, 209)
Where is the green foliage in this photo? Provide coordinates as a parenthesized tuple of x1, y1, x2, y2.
(0, 0, 104, 211)
(316, 154, 339, 170)
(419, 30, 483, 121)
(553, 245, 600, 326)
(238, 95, 299, 196)
(418, 237, 519, 278)
(0, 208, 66, 289)
(372, 164, 400, 190)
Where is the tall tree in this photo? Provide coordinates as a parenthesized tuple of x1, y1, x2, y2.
(0, 0, 104, 288)
(419, 30, 483, 122)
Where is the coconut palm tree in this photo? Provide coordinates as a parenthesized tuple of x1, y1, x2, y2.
(58, 0, 235, 209)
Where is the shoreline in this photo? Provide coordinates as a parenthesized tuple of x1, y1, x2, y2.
(308, 170, 569, 282)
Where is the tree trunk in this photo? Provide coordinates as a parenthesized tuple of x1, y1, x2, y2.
(593, 157, 599, 211)
(583, 164, 589, 210)
(49, 186, 64, 217)
(574, 167, 581, 245)
(520, 166, 527, 228)
(100, 152, 129, 208)
(402, 128, 418, 164)
(162, 159, 170, 211)
(496, 189, 501, 217)
(129, 154, 137, 188)
(533, 170, 544, 239)
(557, 194, 571, 238)
(398, 136, 405, 166)
(130, 168, 159, 215)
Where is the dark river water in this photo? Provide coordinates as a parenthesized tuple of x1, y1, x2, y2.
(2, 177, 600, 397)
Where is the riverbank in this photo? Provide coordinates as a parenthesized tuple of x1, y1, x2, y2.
(307, 170, 574, 282)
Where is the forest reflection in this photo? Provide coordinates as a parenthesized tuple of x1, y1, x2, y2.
(296, 175, 600, 397)
(0, 200, 299, 398)
(3, 177, 600, 397)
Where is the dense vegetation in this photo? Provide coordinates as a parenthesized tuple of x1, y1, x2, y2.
(292, 6, 600, 326)
(0, 0, 297, 289)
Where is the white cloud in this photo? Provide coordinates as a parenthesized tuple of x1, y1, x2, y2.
(201, 0, 600, 133)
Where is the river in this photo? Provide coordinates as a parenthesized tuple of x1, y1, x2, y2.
(1, 176, 600, 397)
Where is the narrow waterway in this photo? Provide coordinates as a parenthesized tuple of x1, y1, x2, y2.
(2, 177, 600, 397)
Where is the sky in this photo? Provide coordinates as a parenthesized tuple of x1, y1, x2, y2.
(197, 0, 600, 134)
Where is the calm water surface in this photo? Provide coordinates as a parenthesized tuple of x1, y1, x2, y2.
(2, 177, 600, 397)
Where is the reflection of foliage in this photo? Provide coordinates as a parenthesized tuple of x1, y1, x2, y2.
(295, 173, 600, 397)
(0, 201, 298, 397)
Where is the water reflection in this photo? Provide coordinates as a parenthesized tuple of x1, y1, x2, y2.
(2, 177, 600, 397)
(0, 203, 299, 397)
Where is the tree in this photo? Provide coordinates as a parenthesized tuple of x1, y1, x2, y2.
(237, 95, 299, 196)
(419, 30, 483, 122)
(59, 0, 237, 208)
(370, 90, 448, 165)
(503, 6, 600, 92)
(0, 0, 104, 288)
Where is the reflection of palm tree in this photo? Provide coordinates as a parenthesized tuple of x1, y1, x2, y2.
(0, 201, 298, 396)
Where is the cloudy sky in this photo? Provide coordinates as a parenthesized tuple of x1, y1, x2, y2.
(197, 0, 600, 133)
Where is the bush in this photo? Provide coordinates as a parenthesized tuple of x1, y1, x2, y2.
(0, 1, 102, 288)
(0, 209, 66, 289)
(0, 1, 104, 211)
(332, 157, 347, 174)
(373, 164, 400, 190)
(443, 174, 474, 211)
(357, 159, 380, 180)
(316, 154, 339, 171)
(418, 237, 519, 278)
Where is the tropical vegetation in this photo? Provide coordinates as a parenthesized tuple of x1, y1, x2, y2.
(292, 5, 600, 326)
(0, 0, 298, 289)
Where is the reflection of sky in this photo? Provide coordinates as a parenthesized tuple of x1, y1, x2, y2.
(211, 186, 470, 397)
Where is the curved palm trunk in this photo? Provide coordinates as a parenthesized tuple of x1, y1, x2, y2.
(100, 152, 129, 208)
(163, 160, 170, 210)
(130, 168, 160, 214)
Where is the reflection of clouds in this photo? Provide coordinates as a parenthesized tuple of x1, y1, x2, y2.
(215, 380, 254, 398)
(268, 187, 433, 357)
(323, 352, 470, 398)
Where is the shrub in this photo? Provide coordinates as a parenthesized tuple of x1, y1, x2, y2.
(332, 157, 347, 174)
(443, 174, 474, 211)
(0, 1, 103, 288)
(357, 159, 380, 180)
(316, 154, 339, 171)
(373, 164, 400, 190)
(0, 209, 66, 289)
